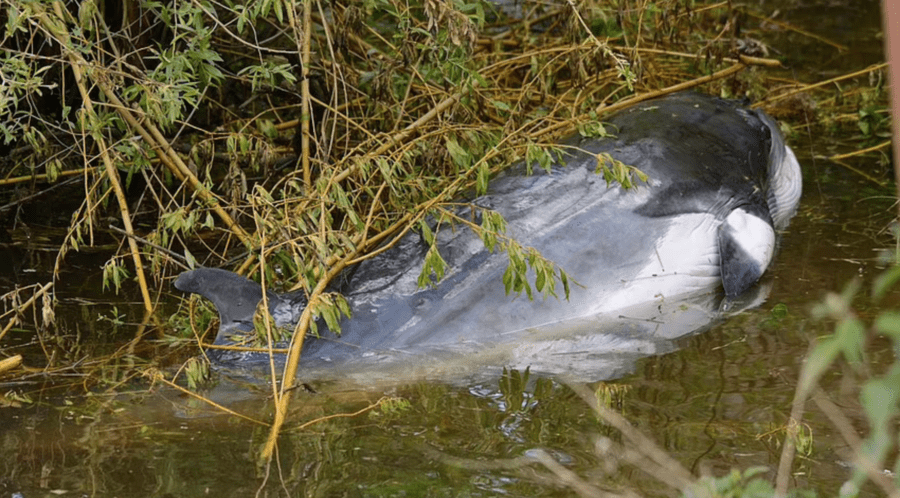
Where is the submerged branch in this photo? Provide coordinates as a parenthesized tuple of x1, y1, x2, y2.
(567, 382, 695, 493)
(148, 370, 270, 426)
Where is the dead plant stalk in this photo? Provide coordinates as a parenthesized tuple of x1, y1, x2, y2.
(41, 2, 153, 313)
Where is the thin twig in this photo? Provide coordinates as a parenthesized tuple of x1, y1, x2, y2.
(294, 396, 393, 430)
(0, 176, 82, 213)
(828, 140, 892, 161)
(745, 10, 848, 52)
(812, 389, 900, 498)
(754, 63, 889, 107)
(0, 355, 22, 374)
(148, 370, 270, 426)
(107, 225, 190, 269)
(0, 167, 95, 187)
(566, 382, 696, 493)
(0, 282, 53, 343)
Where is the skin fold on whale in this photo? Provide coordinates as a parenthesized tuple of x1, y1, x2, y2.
(174, 92, 802, 379)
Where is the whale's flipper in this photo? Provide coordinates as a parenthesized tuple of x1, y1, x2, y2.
(717, 208, 776, 297)
(174, 268, 266, 338)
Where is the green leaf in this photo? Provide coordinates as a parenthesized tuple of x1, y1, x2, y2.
(184, 249, 197, 269)
(771, 303, 789, 319)
(445, 136, 470, 169)
(417, 245, 447, 288)
(835, 317, 866, 365)
(560, 270, 570, 300)
(490, 99, 510, 111)
(861, 370, 900, 432)
(873, 266, 900, 302)
(476, 162, 489, 195)
(577, 121, 609, 138)
(798, 337, 841, 398)
(336, 295, 352, 319)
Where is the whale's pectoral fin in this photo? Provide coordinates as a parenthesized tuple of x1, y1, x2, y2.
(717, 208, 775, 298)
(174, 268, 265, 339)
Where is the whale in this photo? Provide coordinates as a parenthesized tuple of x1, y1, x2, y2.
(174, 92, 802, 381)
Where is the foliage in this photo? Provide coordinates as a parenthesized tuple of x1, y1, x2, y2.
(183, 356, 212, 390)
(7, 2, 877, 490)
(0, 0, 766, 310)
(793, 263, 900, 497)
(595, 151, 648, 189)
(686, 467, 815, 498)
(101, 262, 131, 295)
(368, 396, 412, 420)
(307, 292, 352, 337)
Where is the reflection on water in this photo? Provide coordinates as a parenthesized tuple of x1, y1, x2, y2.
(0, 0, 893, 496)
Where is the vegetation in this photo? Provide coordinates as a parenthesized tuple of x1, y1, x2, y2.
(0, 0, 793, 312)
(0, 0, 895, 496)
(0, 0, 794, 389)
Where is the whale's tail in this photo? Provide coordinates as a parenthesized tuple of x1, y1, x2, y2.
(174, 268, 307, 346)
(174, 268, 265, 340)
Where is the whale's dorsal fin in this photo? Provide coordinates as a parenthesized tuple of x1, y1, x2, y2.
(717, 208, 775, 297)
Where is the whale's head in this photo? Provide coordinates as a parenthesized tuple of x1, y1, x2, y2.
(607, 93, 803, 298)
(717, 106, 802, 297)
(759, 111, 803, 231)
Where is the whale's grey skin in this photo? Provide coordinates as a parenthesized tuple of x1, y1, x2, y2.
(174, 92, 802, 379)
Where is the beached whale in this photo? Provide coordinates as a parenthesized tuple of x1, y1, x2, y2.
(174, 92, 802, 380)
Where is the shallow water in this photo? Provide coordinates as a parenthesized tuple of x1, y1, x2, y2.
(0, 0, 894, 496)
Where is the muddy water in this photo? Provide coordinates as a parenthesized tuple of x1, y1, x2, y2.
(0, 1, 893, 497)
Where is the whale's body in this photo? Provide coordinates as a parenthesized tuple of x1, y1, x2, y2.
(175, 92, 801, 381)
